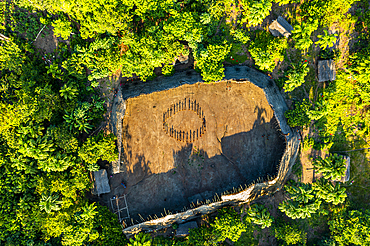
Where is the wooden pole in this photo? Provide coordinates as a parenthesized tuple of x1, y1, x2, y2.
(0, 33, 9, 41)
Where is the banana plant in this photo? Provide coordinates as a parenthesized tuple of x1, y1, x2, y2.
(279, 199, 321, 219)
(47, 61, 63, 79)
(39, 193, 63, 213)
(38, 152, 75, 172)
(279, 182, 321, 219)
(313, 153, 347, 181)
(313, 178, 347, 205)
(307, 100, 329, 120)
(247, 204, 273, 229)
(292, 19, 318, 52)
(80, 203, 98, 220)
(63, 103, 93, 133)
(286, 183, 314, 203)
(60, 83, 78, 100)
(18, 136, 55, 160)
(316, 30, 338, 50)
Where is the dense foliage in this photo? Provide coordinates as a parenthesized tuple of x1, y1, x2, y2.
(2, 0, 370, 244)
(0, 32, 123, 246)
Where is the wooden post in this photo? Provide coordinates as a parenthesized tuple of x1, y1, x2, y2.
(0, 33, 9, 41)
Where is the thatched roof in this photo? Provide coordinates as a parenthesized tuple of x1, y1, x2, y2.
(93, 169, 111, 196)
(318, 60, 336, 82)
(338, 155, 350, 183)
(269, 16, 294, 38)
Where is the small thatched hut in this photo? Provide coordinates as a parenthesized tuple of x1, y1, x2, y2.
(269, 16, 294, 38)
(318, 60, 336, 82)
(93, 169, 111, 196)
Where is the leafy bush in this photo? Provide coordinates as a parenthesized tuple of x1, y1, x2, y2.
(0, 38, 23, 73)
(195, 41, 232, 82)
(283, 62, 310, 92)
(8, 7, 43, 40)
(188, 226, 218, 246)
(313, 153, 347, 181)
(211, 207, 246, 242)
(231, 29, 250, 44)
(274, 222, 307, 245)
(291, 19, 318, 52)
(162, 64, 175, 77)
(52, 19, 72, 40)
(249, 30, 287, 72)
(241, 0, 272, 27)
(127, 233, 152, 246)
(329, 209, 370, 246)
(78, 133, 118, 171)
(285, 99, 312, 128)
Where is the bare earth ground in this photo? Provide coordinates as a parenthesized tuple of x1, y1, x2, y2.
(100, 81, 286, 223)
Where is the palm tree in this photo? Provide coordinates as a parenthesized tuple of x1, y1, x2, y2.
(247, 204, 273, 229)
(278, 200, 321, 219)
(286, 183, 314, 203)
(313, 153, 346, 181)
(313, 178, 347, 205)
(39, 194, 63, 213)
(279, 182, 321, 219)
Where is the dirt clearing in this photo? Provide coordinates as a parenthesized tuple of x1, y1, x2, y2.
(101, 81, 286, 222)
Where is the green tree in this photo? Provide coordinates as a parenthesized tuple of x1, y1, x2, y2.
(78, 133, 118, 171)
(39, 193, 63, 213)
(52, 19, 72, 40)
(285, 99, 312, 128)
(249, 30, 287, 72)
(329, 209, 370, 245)
(188, 226, 218, 246)
(92, 204, 127, 245)
(211, 207, 246, 242)
(274, 222, 307, 245)
(313, 153, 347, 181)
(242, 0, 272, 27)
(283, 62, 310, 92)
(195, 41, 232, 82)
